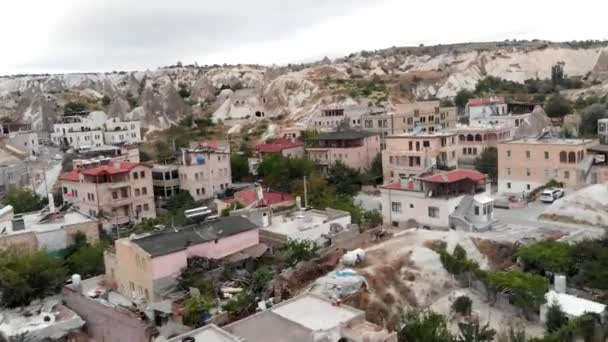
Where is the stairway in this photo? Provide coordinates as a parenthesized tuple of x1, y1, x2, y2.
(449, 195, 475, 231)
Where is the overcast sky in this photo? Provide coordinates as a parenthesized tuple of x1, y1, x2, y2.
(1, 0, 607, 75)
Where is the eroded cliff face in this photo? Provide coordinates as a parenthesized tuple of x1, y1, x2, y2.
(1, 41, 607, 132)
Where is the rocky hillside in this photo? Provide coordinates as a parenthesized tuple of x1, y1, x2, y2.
(1, 40, 608, 134)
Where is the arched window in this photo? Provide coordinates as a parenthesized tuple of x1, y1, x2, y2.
(559, 151, 567, 163)
(568, 152, 576, 163)
(459, 135, 466, 142)
(475, 134, 482, 141)
(467, 134, 474, 142)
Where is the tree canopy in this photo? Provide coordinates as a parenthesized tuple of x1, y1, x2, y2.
(515, 240, 573, 274)
(474, 148, 497, 181)
(3, 189, 46, 214)
(0, 248, 66, 307)
(544, 94, 572, 118)
(230, 154, 251, 182)
(487, 270, 549, 315)
(327, 161, 362, 195)
(580, 103, 608, 136)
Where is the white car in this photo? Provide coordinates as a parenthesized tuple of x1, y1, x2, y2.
(540, 188, 565, 203)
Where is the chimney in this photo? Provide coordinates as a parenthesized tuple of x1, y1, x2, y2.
(48, 193, 56, 213)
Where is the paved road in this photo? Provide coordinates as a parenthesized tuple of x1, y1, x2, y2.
(492, 199, 605, 242)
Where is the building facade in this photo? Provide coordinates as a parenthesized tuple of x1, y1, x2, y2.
(305, 130, 381, 172)
(466, 97, 508, 120)
(382, 132, 458, 183)
(59, 161, 156, 226)
(311, 105, 385, 131)
(178, 141, 232, 201)
(497, 137, 596, 194)
(381, 169, 493, 230)
(51, 111, 141, 148)
(255, 138, 305, 159)
(361, 101, 456, 149)
(152, 164, 180, 203)
(104, 216, 259, 301)
(453, 125, 512, 168)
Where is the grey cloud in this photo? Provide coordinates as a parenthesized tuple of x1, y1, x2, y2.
(26, 0, 377, 72)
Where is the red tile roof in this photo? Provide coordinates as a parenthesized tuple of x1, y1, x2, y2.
(467, 97, 505, 106)
(420, 169, 487, 183)
(228, 188, 294, 207)
(59, 162, 149, 182)
(256, 139, 304, 153)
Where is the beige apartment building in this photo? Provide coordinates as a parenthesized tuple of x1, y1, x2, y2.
(453, 124, 512, 168)
(382, 131, 458, 183)
(361, 101, 456, 149)
(497, 136, 596, 194)
(178, 141, 231, 201)
(60, 161, 156, 226)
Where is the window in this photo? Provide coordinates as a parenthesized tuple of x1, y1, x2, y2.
(140, 171, 145, 178)
(526, 151, 531, 159)
(526, 184, 531, 190)
(142, 187, 147, 195)
(474, 206, 480, 215)
(133, 172, 139, 180)
(63, 187, 68, 194)
(462, 148, 467, 155)
(526, 169, 531, 176)
(428, 207, 439, 218)
(559, 151, 567, 163)
(143, 203, 149, 211)
(544, 151, 549, 159)
(507, 168, 511, 176)
(409, 204, 414, 209)
(423, 141, 430, 148)
(391, 202, 402, 213)
(568, 152, 576, 163)
(564, 170, 570, 179)
(506, 182, 511, 189)
(112, 192, 118, 200)
(134, 188, 141, 196)
(136, 205, 142, 213)
(506, 150, 511, 158)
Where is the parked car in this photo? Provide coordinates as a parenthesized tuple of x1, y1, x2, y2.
(540, 188, 565, 203)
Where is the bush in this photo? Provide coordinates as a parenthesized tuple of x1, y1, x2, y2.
(545, 300, 568, 333)
(64, 101, 86, 115)
(451, 295, 473, 316)
(515, 240, 573, 274)
(474, 147, 497, 181)
(284, 239, 318, 267)
(101, 95, 111, 106)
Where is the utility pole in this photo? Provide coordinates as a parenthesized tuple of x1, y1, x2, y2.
(303, 176, 308, 208)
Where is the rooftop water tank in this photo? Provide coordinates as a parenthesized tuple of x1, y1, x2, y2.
(196, 156, 205, 164)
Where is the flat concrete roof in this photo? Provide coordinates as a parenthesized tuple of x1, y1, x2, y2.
(271, 294, 361, 331)
(19, 209, 96, 235)
(502, 138, 593, 145)
(168, 324, 242, 342)
(261, 209, 348, 242)
(388, 131, 456, 138)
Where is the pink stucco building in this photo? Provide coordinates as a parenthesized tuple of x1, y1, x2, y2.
(104, 216, 260, 302)
(305, 130, 381, 172)
(59, 161, 155, 227)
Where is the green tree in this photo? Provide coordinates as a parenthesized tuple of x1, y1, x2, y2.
(551, 63, 565, 87)
(101, 95, 111, 107)
(0, 249, 67, 307)
(451, 295, 473, 316)
(220, 201, 244, 217)
(284, 239, 318, 267)
(64, 101, 87, 115)
(65, 242, 107, 278)
(155, 141, 175, 162)
(183, 294, 214, 326)
(545, 300, 568, 333)
(257, 155, 316, 191)
(487, 271, 549, 317)
(362, 153, 383, 185)
(515, 240, 573, 274)
(230, 154, 250, 182)
(457, 322, 496, 342)
(580, 103, 608, 136)
(3, 189, 45, 214)
(544, 94, 572, 118)
(328, 161, 362, 195)
(474, 147, 497, 181)
(249, 265, 273, 294)
(454, 90, 475, 109)
(165, 191, 196, 225)
(398, 310, 454, 342)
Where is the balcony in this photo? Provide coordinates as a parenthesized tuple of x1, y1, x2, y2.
(108, 181, 131, 190)
(111, 215, 131, 225)
(110, 196, 131, 206)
